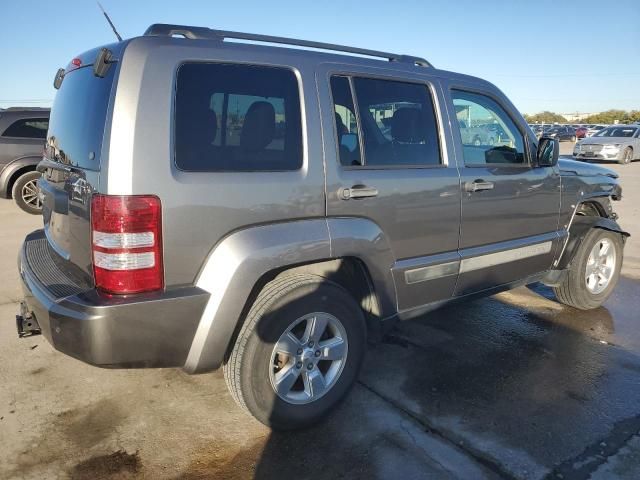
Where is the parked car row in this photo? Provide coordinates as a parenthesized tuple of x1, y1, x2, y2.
(528, 123, 618, 139)
(528, 124, 578, 142)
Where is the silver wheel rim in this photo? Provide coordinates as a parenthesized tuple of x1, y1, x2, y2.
(585, 238, 616, 295)
(269, 312, 348, 405)
(625, 149, 632, 163)
(21, 180, 41, 209)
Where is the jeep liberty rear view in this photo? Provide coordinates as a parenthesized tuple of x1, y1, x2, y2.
(16, 25, 628, 429)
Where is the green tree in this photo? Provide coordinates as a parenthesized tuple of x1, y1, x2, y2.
(524, 111, 568, 124)
(582, 110, 640, 124)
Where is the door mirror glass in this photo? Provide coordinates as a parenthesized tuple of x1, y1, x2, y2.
(537, 136, 559, 167)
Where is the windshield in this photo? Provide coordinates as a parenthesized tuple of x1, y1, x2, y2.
(46, 64, 116, 170)
(594, 127, 637, 138)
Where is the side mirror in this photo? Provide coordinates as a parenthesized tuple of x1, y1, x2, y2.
(537, 136, 559, 167)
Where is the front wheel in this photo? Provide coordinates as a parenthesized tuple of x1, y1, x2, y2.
(553, 228, 623, 310)
(224, 274, 367, 430)
(12, 171, 42, 215)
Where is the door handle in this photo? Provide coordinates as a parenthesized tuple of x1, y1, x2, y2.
(340, 185, 379, 200)
(464, 179, 495, 192)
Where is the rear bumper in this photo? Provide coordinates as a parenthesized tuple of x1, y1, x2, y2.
(18, 230, 209, 369)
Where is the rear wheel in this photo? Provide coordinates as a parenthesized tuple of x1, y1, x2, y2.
(620, 147, 633, 165)
(553, 228, 623, 310)
(224, 274, 367, 430)
(12, 171, 42, 215)
(571, 135, 577, 142)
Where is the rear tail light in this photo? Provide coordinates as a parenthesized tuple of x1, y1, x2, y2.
(91, 195, 163, 294)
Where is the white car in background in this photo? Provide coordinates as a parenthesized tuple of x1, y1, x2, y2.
(574, 125, 640, 164)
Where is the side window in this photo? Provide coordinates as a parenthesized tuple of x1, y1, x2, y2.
(2, 118, 49, 139)
(330, 76, 362, 166)
(329, 76, 441, 167)
(354, 78, 441, 167)
(452, 90, 525, 166)
(175, 63, 302, 172)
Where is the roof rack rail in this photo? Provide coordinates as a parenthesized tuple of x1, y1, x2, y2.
(143, 24, 432, 68)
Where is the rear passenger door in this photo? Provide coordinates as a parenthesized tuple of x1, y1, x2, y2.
(318, 65, 461, 312)
(445, 85, 561, 296)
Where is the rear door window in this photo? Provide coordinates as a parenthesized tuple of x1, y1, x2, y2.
(2, 118, 49, 139)
(175, 63, 303, 172)
(330, 76, 441, 167)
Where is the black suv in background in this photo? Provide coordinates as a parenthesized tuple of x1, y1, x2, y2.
(0, 107, 50, 214)
(545, 125, 577, 142)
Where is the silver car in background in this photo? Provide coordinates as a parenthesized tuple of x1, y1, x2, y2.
(574, 125, 640, 164)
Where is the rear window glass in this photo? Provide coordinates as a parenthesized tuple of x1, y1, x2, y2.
(2, 118, 49, 139)
(47, 65, 116, 170)
(175, 63, 302, 172)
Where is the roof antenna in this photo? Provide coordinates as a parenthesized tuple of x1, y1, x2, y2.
(97, 2, 123, 41)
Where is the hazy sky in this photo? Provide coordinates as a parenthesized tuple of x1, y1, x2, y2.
(1, 0, 638, 114)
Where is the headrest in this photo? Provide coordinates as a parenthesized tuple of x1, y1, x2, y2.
(179, 96, 217, 146)
(241, 101, 276, 151)
(391, 108, 426, 143)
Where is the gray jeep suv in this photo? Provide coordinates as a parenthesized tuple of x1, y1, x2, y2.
(0, 107, 50, 214)
(16, 25, 628, 430)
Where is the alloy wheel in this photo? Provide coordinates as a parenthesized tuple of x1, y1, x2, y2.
(585, 238, 616, 295)
(21, 180, 41, 209)
(269, 312, 348, 405)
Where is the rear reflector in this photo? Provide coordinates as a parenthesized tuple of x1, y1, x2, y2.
(91, 195, 163, 294)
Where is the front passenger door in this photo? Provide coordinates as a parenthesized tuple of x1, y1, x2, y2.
(449, 88, 561, 296)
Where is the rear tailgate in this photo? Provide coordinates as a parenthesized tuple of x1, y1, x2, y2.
(39, 46, 121, 282)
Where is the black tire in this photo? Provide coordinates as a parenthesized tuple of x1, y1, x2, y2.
(12, 171, 42, 215)
(620, 147, 633, 165)
(224, 273, 367, 430)
(553, 228, 623, 310)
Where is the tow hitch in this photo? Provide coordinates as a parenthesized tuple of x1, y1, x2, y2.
(16, 301, 41, 338)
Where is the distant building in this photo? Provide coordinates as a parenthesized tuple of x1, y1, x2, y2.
(561, 112, 599, 122)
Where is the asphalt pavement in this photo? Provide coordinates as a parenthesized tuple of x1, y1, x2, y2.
(1, 144, 639, 479)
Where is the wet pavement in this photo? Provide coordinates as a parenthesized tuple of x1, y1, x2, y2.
(1, 155, 640, 479)
(362, 276, 640, 479)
